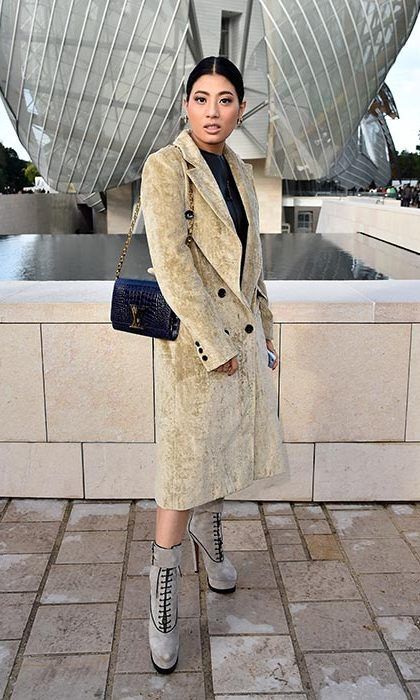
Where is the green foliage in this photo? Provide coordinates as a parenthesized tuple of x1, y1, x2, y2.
(24, 162, 40, 185)
(0, 142, 31, 193)
(395, 150, 420, 180)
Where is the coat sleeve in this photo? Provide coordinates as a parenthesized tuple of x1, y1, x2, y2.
(246, 163, 274, 342)
(256, 270, 274, 341)
(140, 148, 239, 372)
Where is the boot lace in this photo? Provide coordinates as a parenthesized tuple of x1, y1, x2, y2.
(212, 512, 224, 562)
(155, 566, 181, 633)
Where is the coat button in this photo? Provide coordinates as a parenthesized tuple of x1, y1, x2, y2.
(195, 341, 200, 346)
(245, 324, 254, 333)
(185, 235, 193, 244)
(184, 209, 194, 220)
(198, 348, 203, 353)
(202, 355, 208, 361)
(224, 329, 230, 335)
(218, 288, 226, 298)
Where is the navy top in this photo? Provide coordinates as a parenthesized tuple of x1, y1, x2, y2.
(199, 148, 248, 282)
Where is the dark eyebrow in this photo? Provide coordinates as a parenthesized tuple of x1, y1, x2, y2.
(193, 90, 234, 96)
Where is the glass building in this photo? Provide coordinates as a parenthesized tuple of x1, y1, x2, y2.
(0, 0, 419, 213)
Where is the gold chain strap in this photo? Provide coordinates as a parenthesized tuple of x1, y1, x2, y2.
(114, 170, 195, 280)
(114, 197, 142, 279)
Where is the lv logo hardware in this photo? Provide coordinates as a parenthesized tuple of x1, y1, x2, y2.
(129, 303, 147, 329)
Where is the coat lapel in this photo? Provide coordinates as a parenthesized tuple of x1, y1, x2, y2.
(172, 128, 262, 308)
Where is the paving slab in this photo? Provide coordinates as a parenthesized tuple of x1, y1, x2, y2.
(0, 522, 60, 554)
(262, 502, 293, 515)
(265, 515, 298, 530)
(376, 616, 420, 650)
(405, 531, 420, 551)
(215, 696, 307, 699)
(393, 650, 420, 680)
(24, 602, 116, 654)
(0, 499, 8, 514)
(210, 635, 303, 694)
(227, 550, 278, 588)
(272, 544, 308, 561)
(330, 510, 400, 538)
(1, 498, 419, 699)
(289, 600, 383, 651)
(0, 640, 20, 696)
(206, 587, 288, 634)
(304, 650, 406, 698)
(132, 511, 156, 540)
(56, 529, 127, 563)
(111, 671, 206, 699)
(66, 502, 130, 530)
(387, 504, 419, 516)
(298, 520, 332, 535)
(326, 503, 382, 510)
(222, 500, 260, 519)
(9, 653, 109, 700)
(278, 561, 361, 601)
(223, 521, 267, 550)
(40, 562, 123, 603)
(3, 499, 67, 522)
(269, 528, 302, 544)
(294, 505, 325, 519)
(0, 591, 35, 639)
(135, 499, 156, 511)
(407, 681, 420, 699)
(127, 540, 153, 576)
(359, 573, 420, 615)
(341, 537, 420, 573)
(390, 516, 420, 531)
(0, 553, 50, 592)
(303, 534, 343, 560)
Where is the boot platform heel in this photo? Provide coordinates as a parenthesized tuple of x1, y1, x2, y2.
(190, 538, 200, 573)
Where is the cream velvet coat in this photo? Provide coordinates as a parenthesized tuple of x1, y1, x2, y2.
(140, 128, 290, 510)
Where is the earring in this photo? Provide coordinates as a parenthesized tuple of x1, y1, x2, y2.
(237, 116, 243, 126)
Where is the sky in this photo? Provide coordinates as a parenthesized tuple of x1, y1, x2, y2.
(0, 15, 419, 161)
(385, 16, 420, 153)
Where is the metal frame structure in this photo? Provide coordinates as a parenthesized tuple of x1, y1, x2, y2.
(0, 0, 419, 205)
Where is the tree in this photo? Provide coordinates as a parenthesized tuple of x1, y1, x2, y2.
(0, 143, 30, 193)
(24, 162, 40, 185)
(395, 150, 420, 180)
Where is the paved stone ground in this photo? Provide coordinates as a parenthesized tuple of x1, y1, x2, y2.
(1, 498, 420, 699)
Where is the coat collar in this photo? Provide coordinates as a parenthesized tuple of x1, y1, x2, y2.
(172, 128, 262, 307)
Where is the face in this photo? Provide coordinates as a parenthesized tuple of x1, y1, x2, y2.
(184, 72, 246, 154)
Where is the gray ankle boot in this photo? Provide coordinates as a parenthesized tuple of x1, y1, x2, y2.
(149, 540, 182, 674)
(187, 498, 237, 593)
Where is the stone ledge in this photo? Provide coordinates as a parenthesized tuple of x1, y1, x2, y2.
(1, 280, 420, 323)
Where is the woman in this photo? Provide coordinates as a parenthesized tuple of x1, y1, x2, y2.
(140, 55, 290, 673)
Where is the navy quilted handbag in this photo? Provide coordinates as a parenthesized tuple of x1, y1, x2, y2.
(110, 176, 194, 340)
(111, 276, 180, 340)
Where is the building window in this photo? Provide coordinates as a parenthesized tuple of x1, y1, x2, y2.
(297, 210, 314, 231)
(220, 15, 230, 57)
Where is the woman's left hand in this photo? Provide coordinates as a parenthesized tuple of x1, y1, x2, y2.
(266, 338, 279, 370)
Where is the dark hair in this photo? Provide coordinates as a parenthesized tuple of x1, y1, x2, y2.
(185, 55, 244, 103)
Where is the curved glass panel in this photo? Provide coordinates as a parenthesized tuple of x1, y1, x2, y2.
(261, 0, 420, 180)
(1, 0, 419, 196)
(0, 0, 189, 193)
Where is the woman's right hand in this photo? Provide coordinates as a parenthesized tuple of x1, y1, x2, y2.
(214, 355, 239, 376)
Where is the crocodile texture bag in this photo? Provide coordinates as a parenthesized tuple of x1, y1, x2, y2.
(110, 173, 194, 340)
